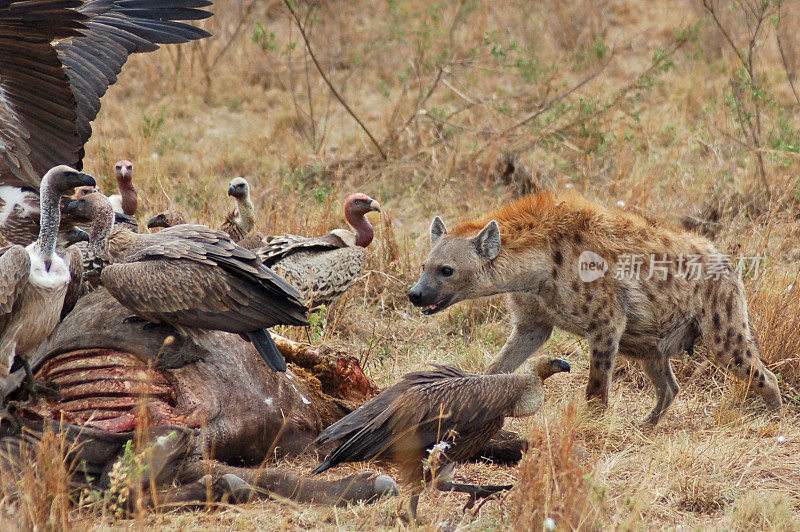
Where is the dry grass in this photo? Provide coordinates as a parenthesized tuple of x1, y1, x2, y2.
(3, 0, 800, 528)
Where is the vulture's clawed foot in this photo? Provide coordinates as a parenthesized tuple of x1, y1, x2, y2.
(0, 404, 21, 431)
(21, 359, 59, 400)
(25, 379, 60, 400)
(436, 480, 513, 510)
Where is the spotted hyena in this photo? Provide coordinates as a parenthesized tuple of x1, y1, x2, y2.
(407, 193, 782, 424)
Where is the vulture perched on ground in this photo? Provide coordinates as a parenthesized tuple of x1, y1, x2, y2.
(65, 192, 309, 372)
(314, 357, 571, 519)
(0, 0, 212, 245)
(256, 193, 381, 308)
(219, 177, 256, 242)
(0, 166, 95, 407)
(108, 160, 137, 215)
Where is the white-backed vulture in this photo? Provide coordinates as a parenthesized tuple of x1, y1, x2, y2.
(65, 192, 309, 372)
(219, 177, 256, 242)
(0, 166, 95, 402)
(314, 357, 571, 519)
(0, 0, 212, 245)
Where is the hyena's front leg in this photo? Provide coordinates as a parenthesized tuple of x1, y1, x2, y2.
(487, 293, 553, 374)
(585, 318, 625, 407)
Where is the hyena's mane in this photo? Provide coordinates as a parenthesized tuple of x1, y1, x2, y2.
(450, 192, 667, 258)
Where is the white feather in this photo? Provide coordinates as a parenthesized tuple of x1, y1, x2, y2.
(26, 243, 70, 290)
(0, 186, 39, 225)
(108, 194, 123, 213)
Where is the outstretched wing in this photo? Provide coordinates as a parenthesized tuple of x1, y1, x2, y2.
(0, 0, 213, 189)
(0, 0, 86, 188)
(55, 0, 212, 149)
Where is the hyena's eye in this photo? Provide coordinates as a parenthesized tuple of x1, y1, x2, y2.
(439, 266, 454, 277)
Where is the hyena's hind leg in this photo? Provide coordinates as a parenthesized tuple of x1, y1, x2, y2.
(700, 276, 782, 411)
(639, 356, 680, 425)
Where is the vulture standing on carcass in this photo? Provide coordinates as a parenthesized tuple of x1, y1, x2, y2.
(0, 166, 95, 408)
(108, 160, 137, 216)
(65, 193, 309, 372)
(219, 177, 256, 242)
(256, 193, 381, 308)
(0, 0, 212, 245)
(313, 357, 571, 519)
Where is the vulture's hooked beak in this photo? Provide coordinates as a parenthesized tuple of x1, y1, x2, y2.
(64, 227, 90, 245)
(368, 199, 381, 213)
(64, 199, 85, 219)
(64, 172, 96, 190)
(552, 359, 571, 373)
(147, 214, 167, 229)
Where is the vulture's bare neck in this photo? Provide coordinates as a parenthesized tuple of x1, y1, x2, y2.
(509, 376, 544, 418)
(90, 205, 115, 258)
(347, 211, 374, 248)
(236, 195, 255, 233)
(117, 180, 137, 215)
(35, 177, 61, 263)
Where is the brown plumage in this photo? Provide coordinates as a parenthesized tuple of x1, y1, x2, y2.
(65, 193, 309, 372)
(314, 356, 570, 518)
(219, 177, 256, 242)
(0, 0, 211, 245)
(255, 193, 381, 308)
(0, 166, 95, 406)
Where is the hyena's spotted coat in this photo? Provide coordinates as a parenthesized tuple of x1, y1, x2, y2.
(407, 193, 781, 424)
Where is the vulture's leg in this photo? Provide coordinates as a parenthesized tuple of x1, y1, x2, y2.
(21, 359, 59, 399)
(179, 459, 398, 506)
(433, 463, 512, 510)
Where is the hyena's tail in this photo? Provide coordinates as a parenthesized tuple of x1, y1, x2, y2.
(698, 274, 782, 411)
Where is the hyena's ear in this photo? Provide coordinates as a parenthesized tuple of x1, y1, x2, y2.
(430, 216, 447, 247)
(473, 220, 501, 260)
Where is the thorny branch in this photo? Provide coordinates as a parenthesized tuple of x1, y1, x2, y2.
(282, 0, 388, 159)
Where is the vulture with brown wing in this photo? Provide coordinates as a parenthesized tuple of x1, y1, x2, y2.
(313, 357, 571, 519)
(0, 0, 211, 245)
(65, 193, 308, 372)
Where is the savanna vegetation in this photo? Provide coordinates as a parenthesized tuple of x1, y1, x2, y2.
(3, 0, 800, 529)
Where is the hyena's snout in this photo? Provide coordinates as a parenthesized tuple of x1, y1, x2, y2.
(407, 283, 427, 306)
(407, 278, 452, 315)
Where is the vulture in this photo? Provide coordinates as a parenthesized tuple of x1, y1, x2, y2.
(0, 166, 95, 403)
(0, 0, 212, 245)
(219, 177, 256, 242)
(313, 357, 571, 519)
(108, 159, 137, 215)
(147, 193, 382, 308)
(65, 192, 309, 372)
(256, 193, 381, 308)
